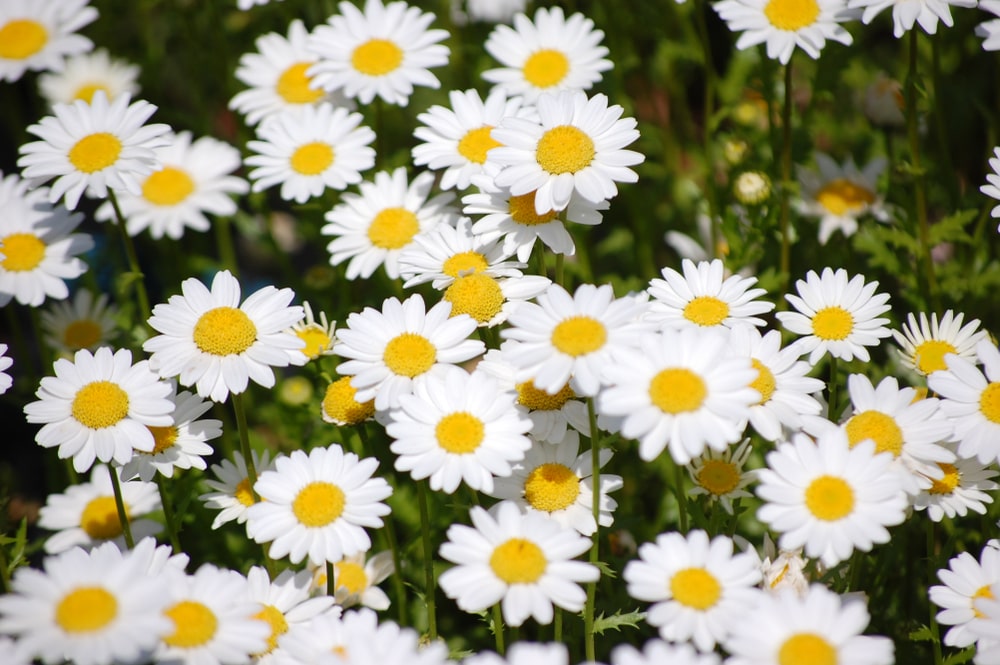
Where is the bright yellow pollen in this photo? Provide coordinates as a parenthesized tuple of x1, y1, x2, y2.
(80, 496, 127, 539)
(254, 604, 289, 654)
(811, 306, 853, 341)
(973, 585, 995, 619)
(147, 425, 178, 455)
(290, 142, 335, 176)
(750, 358, 776, 405)
(815, 178, 875, 216)
(524, 463, 580, 512)
(0, 19, 48, 60)
(442, 251, 489, 278)
(490, 538, 547, 584)
(235, 478, 257, 507)
(928, 462, 960, 495)
(72, 381, 129, 430)
(351, 38, 403, 76)
(535, 125, 595, 175)
(804, 475, 854, 521)
(683, 296, 730, 326)
(458, 126, 502, 164)
(72, 83, 111, 103)
(670, 567, 722, 610)
(435, 412, 485, 454)
(193, 306, 257, 356)
(763, 0, 821, 31)
(68, 132, 122, 173)
(979, 383, 1000, 423)
(649, 368, 707, 414)
(292, 481, 345, 527)
(276, 62, 323, 104)
(516, 380, 575, 411)
(164, 601, 219, 648)
(142, 167, 195, 206)
(778, 633, 836, 665)
(508, 191, 558, 226)
(1, 233, 46, 272)
(845, 410, 904, 457)
(56, 587, 117, 633)
(296, 327, 332, 359)
(697, 459, 740, 495)
(367, 207, 419, 249)
(913, 340, 957, 375)
(63, 319, 103, 350)
(335, 561, 368, 595)
(551, 315, 606, 357)
(323, 377, 375, 425)
(444, 274, 505, 324)
(522, 49, 571, 88)
(383, 332, 436, 377)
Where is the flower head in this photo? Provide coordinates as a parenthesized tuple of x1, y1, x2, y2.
(893, 310, 987, 376)
(928, 339, 1000, 465)
(795, 153, 889, 245)
(0, 0, 98, 83)
(200, 449, 274, 529)
(38, 48, 140, 106)
(40, 289, 119, 355)
(713, 0, 855, 64)
(849, 0, 976, 37)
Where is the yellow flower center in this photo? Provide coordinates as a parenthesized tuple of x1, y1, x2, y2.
(276, 62, 324, 104)
(522, 48, 571, 89)
(73, 83, 111, 103)
(55, 587, 117, 633)
(148, 425, 178, 455)
(63, 319, 103, 350)
(811, 306, 853, 341)
(383, 332, 436, 378)
(1, 232, 45, 272)
(235, 477, 257, 507)
(0, 19, 48, 60)
(763, 0, 821, 31)
(72, 380, 129, 430)
(292, 481, 346, 527)
(649, 368, 707, 414)
(516, 380, 575, 411)
(524, 462, 580, 512)
(670, 567, 722, 610)
(351, 38, 403, 76)
(973, 585, 995, 619)
(509, 191, 558, 226)
(551, 315, 606, 357)
(912, 340, 957, 375)
(442, 250, 489, 278)
(750, 358, 776, 405)
(295, 327, 333, 360)
(928, 462, 960, 495)
(696, 459, 741, 496)
(323, 377, 375, 425)
(778, 633, 836, 665)
(253, 604, 289, 654)
(68, 132, 123, 174)
(457, 126, 502, 164)
(80, 496, 127, 540)
(845, 410, 903, 457)
(804, 475, 854, 521)
(164, 600, 219, 648)
(335, 561, 368, 595)
(979, 383, 1000, 423)
(367, 207, 419, 250)
(815, 179, 875, 216)
(490, 538, 547, 584)
(444, 273, 505, 324)
(683, 296, 730, 327)
(535, 125, 595, 175)
(435, 412, 485, 454)
(193, 306, 258, 356)
(291, 141, 335, 176)
(142, 167, 195, 206)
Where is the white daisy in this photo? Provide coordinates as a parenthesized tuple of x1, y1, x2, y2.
(245, 444, 393, 566)
(929, 544, 1000, 647)
(489, 90, 644, 214)
(199, 449, 274, 530)
(0, 344, 12, 395)
(318, 550, 395, 610)
(287, 301, 337, 360)
(464, 642, 570, 665)
(863, 72, 905, 127)
(928, 339, 1000, 465)
(609, 639, 721, 665)
(487, 430, 622, 535)
(24, 346, 174, 473)
(624, 529, 762, 652)
(458, 0, 528, 25)
(755, 533, 811, 596)
(93, 130, 248, 239)
(756, 430, 908, 567)
(911, 442, 999, 522)
(37, 48, 139, 107)
(686, 438, 756, 515)
(0, 541, 172, 665)
(446, 270, 552, 328)
(40, 288, 119, 356)
(775, 267, 893, 365)
(237, 0, 283, 9)
(322, 168, 458, 281)
(713, 0, 855, 65)
(143, 269, 307, 403)
(244, 566, 336, 662)
(978, 5, 1000, 52)
(893, 310, 987, 376)
(246, 103, 376, 204)
(385, 365, 532, 494)
(0, 636, 28, 665)
(438, 500, 599, 627)
(0, 172, 92, 307)
(307, 0, 450, 107)
(795, 153, 889, 245)
(481, 6, 613, 103)
(321, 375, 377, 426)
(849, 0, 976, 37)
(333, 293, 485, 411)
(17, 91, 172, 210)
(0, 0, 97, 83)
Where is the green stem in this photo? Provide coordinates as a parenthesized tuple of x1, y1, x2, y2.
(827, 357, 840, 421)
(554, 252, 565, 288)
(673, 461, 689, 534)
(327, 561, 336, 597)
(492, 602, 506, 655)
(584, 398, 601, 662)
(232, 392, 260, 501)
(694, 0, 721, 258)
(927, 522, 944, 665)
(108, 467, 135, 549)
(381, 507, 409, 626)
(778, 59, 794, 291)
(417, 480, 438, 640)
(107, 189, 151, 320)
(155, 475, 182, 554)
(554, 607, 562, 643)
(214, 214, 238, 277)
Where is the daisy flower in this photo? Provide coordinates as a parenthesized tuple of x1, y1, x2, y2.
(287, 301, 337, 360)
(245, 444, 393, 566)
(775, 267, 893, 365)
(93, 130, 248, 239)
(459, 0, 529, 25)
(438, 500, 599, 627)
(732, 170, 772, 205)
(911, 442, 999, 522)
(481, 7, 613, 103)
(0, 172, 92, 308)
(24, 346, 174, 473)
(928, 339, 1000, 465)
(489, 90, 644, 214)
(17, 91, 172, 210)
(307, 0, 450, 107)
(863, 72, 905, 127)
(624, 529, 762, 652)
(244, 566, 336, 662)
(893, 310, 987, 376)
(644, 258, 774, 330)
(609, 639, 721, 665)
(849, 0, 976, 37)
(317, 550, 395, 610)
(322, 168, 458, 281)
(686, 438, 756, 514)
(712, 0, 854, 65)
(37, 464, 162, 554)
(756, 534, 811, 596)
(333, 293, 485, 411)
(929, 544, 1000, 647)
(0, 344, 12, 395)
(237, 0, 283, 9)
(0, 0, 97, 83)
(143, 269, 307, 403)
(756, 430, 908, 567)
(795, 153, 889, 245)
(246, 104, 376, 204)
(465, 643, 570, 665)
(321, 376, 377, 426)
(37, 48, 139, 107)
(979, 5, 1000, 52)
(982, 147, 1000, 225)
(722, 584, 894, 665)
(446, 270, 552, 328)
(199, 449, 274, 529)
(597, 327, 759, 465)
(487, 430, 623, 535)
(40, 288, 119, 355)
(0, 541, 172, 665)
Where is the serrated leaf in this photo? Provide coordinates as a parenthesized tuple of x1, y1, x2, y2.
(929, 209, 976, 245)
(593, 559, 618, 579)
(942, 646, 976, 665)
(593, 609, 646, 635)
(908, 624, 936, 642)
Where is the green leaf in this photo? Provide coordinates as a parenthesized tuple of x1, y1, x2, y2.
(908, 624, 937, 642)
(929, 209, 977, 246)
(942, 647, 976, 665)
(593, 559, 619, 580)
(593, 609, 646, 635)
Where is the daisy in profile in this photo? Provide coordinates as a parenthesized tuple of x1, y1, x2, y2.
(438, 500, 599, 626)
(775, 267, 893, 365)
(38, 464, 161, 554)
(482, 7, 613, 103)
(199, 449, 274, 529)
(911, 442, 999, 522)
(712, 0, 854, 64)
(245, 444, 393, 566)
(609, 639, 721, 665)
(722, 584, 894, 665)
(756, 430, 908, 567)
(465, 643, 570, 665)
(986, 150, 1000, 227)
(0, 345, 12, 395)
(849, 0, 976, 37)
(322, 168, 458, 281)
(316, 550, 394, 609)
(321, 376, 376, 426)
(24, 346, 174, 473)
(489, 90, 644, 214)
(795, 153, 889, 245)
(488, 431, 623, 536)
(333, 293, 485, 411)
(0, 0, 98, 83)
(644, 258, 774, 330)
(287, 301, 337, 360)
(40, 289, 119, 355)
(624, 529, 762, 652)
(0, 541, 172, 665)
(687, 439, 756, 514)
(143, 269, 307, 403)
(893, 310, 987, 376)
(17, 91, 172, 210)
(38, 48, 140, 107)
(307, 0, 450, 107)
(0, 172, 92, 307)
(929, 544, 1000, 647)
(246, 104, 376, 205)
(244, 566, 336, 661)
(928, 339, 1000, 465)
